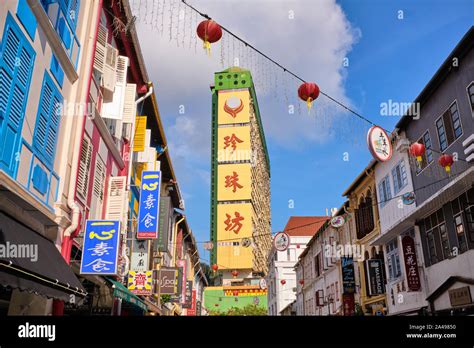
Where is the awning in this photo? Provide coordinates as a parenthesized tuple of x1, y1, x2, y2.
(0, 212, 87, 302)
(106, 278, 147, 311)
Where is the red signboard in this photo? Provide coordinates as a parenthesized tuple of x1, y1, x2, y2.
(402, 235, 421, 291)
(342, 293, 355, 316)
(187, 290, 197, 316)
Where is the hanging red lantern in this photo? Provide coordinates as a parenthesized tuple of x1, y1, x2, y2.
(299, 279, 304, 285)
(233, 290, 239, 296)
(438, 154, 454, 173)
(211, 264, 218, 272)
(280, 279, 286, 285)
(298, 82, 320, 112)
(196, 20, 222, 55)
(231, 270, 239, 278)
(409, 143, 425, 164)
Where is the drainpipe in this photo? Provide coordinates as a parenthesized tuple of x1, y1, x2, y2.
(52, 0, 103, 316)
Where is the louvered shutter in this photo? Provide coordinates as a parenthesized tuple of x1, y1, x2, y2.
(115, 55, 128, 85)
(77, 136, 92, 199)
(133, 116, 147, 152)
(0, 17, 35, 174)
(91, 156, 106, 219)
(442, 111, 455, 145)
(33, 74, 62, 166)
(122, 83, 136, 123)
(105, 176, 126, 222)
(93, 24, 107, 73)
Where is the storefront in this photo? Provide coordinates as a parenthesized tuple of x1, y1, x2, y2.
(426, 276, 474, 315)
(0, 211, 86, 315)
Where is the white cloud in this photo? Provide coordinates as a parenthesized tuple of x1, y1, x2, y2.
(132, 0, 360, 175)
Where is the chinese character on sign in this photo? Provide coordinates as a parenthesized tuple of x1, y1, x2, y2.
(134, 273, 147, 287)
(223, 134, 243, 152)
(89, 228, 116, 240)
(224, 212, 244, 234)
(84, 258, 114, 272)
(141, 213, 156, 228)
(144, 194, 156, 210)
(376, 132, 389, 156)
(88, 242, 113, 257)
(225, 171, 243, 193)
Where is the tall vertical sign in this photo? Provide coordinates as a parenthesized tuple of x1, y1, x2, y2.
(80, 220, 120, 275)
(137, 171, 161, 239)
(402, 235, 421, 291)
(366, 259, 385, 296)
(156, 196, 171, 251)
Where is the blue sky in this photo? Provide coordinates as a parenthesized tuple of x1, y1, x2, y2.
(133, 0, 473, 263)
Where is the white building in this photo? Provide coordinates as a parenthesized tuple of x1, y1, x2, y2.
(267, 216, 328, 316)
(372, 131, 429, 315)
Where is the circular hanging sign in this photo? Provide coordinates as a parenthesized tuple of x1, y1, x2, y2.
(402, 192, 416, 205)
(203, 241, 214, 251)
(273, 232, 290, 252)
(330, 216, 345, 228)
(259, 278, 267, 290)
(367, 126, 393, 162)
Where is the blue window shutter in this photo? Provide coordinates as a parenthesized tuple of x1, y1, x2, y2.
(57, 17, 72, 50)
(392, 167, 399, 194)
(378, 181, 385, 207)
(0, 14, 35, 176)
(386, 177, 392, 200)
(16, 0, 37, 40)
(400, 161, 407, 187)
(32, 164, 48, 195)
(50, 54, 64, 87)
(33, 73, 63, 167)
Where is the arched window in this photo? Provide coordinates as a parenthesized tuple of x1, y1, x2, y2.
(355, 191, 375, 239)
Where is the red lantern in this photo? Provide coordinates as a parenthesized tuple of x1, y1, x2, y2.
(438, 154, 454, 173)
(211, 264, 218, 272)
(280, 279, 286, 285)
(231, 270, 239, 278)
(298, 82, 320, 112)
(409, 143, 425, 163)
(196, 20, 222, 55)
(299, 279, 304, 285)
(233, 290, 239, 296)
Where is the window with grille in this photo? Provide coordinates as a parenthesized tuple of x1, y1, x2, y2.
(378, 176, 392, 208)
(416, 131, 433, 174)
(392, 160, 408, 194)
(436, 101, 462, 151)
(423, 209, 449, 266)
(386, 238, 402, 280)
(468, 82, 474, 115)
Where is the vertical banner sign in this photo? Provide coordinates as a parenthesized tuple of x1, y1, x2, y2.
(183, 281, 193, 308)
(196, 301, 202, 316)
(187, 290, 197, 316)
(156, 196, 171, 251)
(341, 257, 355, 294)
(80, 220, 120, 275)
(177, 259, 187, 304)
(130, 239, 149, 271)
(402, 235, 421, 291)
(170, 267, 183, 303)
(157, 268, 179, 295)
(342, 293, 355, 316)
(137, 171, 161, 239)
(366, 259, 385, 296)
(127, 271, 153, 295)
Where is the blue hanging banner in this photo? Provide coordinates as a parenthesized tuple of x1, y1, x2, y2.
(80, 220, 121, 275)
(137, 170, 161, 239)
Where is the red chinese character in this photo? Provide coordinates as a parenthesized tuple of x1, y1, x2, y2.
(224, 212, 245, 234)
(225, 171, 243, 193)
(223, 134, 244, 152)
(135, 273, 147, 287)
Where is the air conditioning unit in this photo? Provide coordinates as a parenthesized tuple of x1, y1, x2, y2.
(101, 44, 118, 102)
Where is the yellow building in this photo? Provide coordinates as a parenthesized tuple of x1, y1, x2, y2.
(342, 161, 387, 315)
(210, 67, 271, 286)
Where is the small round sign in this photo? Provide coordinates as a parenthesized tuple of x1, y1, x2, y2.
(273, 232, 290, 252)
(259, 278, 267, 290)
(330, 216, 345, 228)
(241, 238, 251, 248)
(402, 192, 415, 205)
(367, 126, 392, 162)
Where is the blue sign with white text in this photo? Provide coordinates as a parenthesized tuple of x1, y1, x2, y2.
(137, 171, 161, 239)
(80, 220, 120, 275)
